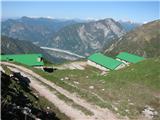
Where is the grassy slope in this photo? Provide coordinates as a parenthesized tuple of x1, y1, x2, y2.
(104, 20, 160, 58)
(9, 57, 160, 119)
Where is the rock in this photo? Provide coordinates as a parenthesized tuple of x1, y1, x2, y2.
(102, 89, 105, 91)
(17, 106, 20, 109)
(129, 103, 134, 105)
(24, 94, 28, 97)
(74, 81, 79, 84)
(89, 86, 94, 89)
(64, 77, 69, 80)
(114, 107, 118, 111)
(100, 71, 107, 76)
(154, 111, 158, 115)
(142, 105, 157, 119)
(35, 118, 41, 120)
(112, 105, 118, 111)
(0, 66, 5, 73)
(125, 109, 129, 113)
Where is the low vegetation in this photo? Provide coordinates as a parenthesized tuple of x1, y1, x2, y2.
(29, 57, 160, 119)
(5, 57, 160, 119)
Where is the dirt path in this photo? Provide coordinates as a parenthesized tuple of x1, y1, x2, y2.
(56, 61, 87, 70)
(1, 62, 121, 120)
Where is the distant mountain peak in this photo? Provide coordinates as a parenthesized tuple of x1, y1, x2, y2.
(22, 16, 54, 20)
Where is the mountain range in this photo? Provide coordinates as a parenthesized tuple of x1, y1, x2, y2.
(47, 18, 126, 56)
(1, 16, 78, 46)
(1, 17, 141, 57)
(2, 17, 159, 63)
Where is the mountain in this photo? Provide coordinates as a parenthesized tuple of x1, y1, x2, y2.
(1, 36, 66, 63)
(118, 20, 141, 32)
(1, 16, 78, 46)
(2, 17, 142, 57)
(47, 18, 126, 56)
(104, 20, 160, 57)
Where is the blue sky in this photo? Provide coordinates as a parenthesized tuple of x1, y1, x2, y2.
(2, 1, 160, 23)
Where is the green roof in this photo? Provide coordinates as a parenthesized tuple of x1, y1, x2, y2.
(116, 52, 145, 63)
(0, 54, 44, 66)
(88, 53, 122, 70)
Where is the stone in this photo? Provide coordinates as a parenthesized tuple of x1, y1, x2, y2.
(89, 86, 94, 89)
(65, 77, 69, 80)
(74, 81, 79, 84)
(102, 89, 105, 91)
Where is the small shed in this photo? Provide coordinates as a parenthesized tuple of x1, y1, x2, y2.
(0, 54, 44, 66)
(87, 53, 124, 71)
(116, 52, 145, 65)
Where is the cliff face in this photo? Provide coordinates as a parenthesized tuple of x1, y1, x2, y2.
(48, 18, 125, 56)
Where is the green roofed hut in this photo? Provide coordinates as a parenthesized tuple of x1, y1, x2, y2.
(0, 54, 44, 66)
(116, 52, 145, 65)
(87, 53, 125, 71)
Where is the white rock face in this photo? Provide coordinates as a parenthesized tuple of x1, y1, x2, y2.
(78, 25, 102, 50)
(93, 22, 110, 37)
(78, 19, 125, 52)
(105, 19, 125, 37)
(50, 18, 126, 56)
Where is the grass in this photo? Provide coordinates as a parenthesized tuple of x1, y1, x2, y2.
(1, 64, 12, 75)
(35, 78, 93, 116)
(4, 58, 160, 119)
(30, 66, 112, 108)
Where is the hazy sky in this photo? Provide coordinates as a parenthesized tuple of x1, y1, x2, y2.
(2, 1, 160, 23)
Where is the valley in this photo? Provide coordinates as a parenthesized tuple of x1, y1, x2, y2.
(1, 3, 159, 120)
(2, 17, 140, 57)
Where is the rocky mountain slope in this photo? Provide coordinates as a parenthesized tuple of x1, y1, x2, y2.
(1, 36, 66, 63)
(104, 20, 160, 57)
(1, 16, 78, 45)
(47, 18, 126, 56)
(2, 17, 142, 57)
